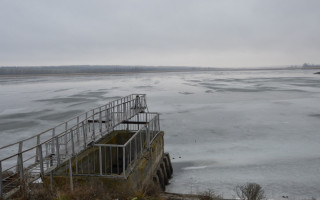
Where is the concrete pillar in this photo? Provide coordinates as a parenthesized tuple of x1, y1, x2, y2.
(164, 153, 173, 175)
(160, 162, 168, 185)
(156, 169, 165, 191)
(163, 157, 172, 178)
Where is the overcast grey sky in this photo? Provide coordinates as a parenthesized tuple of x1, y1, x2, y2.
(0, 0, 319, 68)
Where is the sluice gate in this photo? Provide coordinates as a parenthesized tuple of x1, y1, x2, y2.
(0, 94, 172, 199)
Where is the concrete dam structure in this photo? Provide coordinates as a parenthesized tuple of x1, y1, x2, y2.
(0, 94, 172, 199)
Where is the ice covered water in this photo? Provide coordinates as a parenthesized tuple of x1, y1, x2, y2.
(0, 70, 320, 199)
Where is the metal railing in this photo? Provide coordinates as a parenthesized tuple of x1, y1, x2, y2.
(65, 112, 160, 179)
(0, 94, 147, 198)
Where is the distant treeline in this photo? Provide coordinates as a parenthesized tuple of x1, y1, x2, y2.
(0, 65, 215, 75)
(302, 63, 320, 69)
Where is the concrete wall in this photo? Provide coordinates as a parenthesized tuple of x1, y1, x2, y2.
(44, 131, 172, 192)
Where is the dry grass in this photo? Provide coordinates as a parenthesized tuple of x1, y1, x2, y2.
(198, 189, 223, 200)
(11, 178, 164, 200)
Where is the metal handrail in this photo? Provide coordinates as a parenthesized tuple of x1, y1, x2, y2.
(0, 94, 147, 199)
(0, 94, 146, 151)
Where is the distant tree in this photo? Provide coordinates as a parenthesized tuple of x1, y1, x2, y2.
(235, 183, 265, 200)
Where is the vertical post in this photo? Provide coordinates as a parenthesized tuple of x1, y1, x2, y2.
(51, 128, 55, 154)
(99, 107, 102, 133)
(137, 114, 140, 130)
(92, 110, 95, 140)
(158, 114, 160, 131)
(110, 147, 112, 174)
(135, 137, 137, 160)
(16, 141, 23, 172)
(56, 137, 60, 166)
(76, 116, 80, 143)
(0, 161, 3, 199)
(105, 106, 108, 129)
(75, 155, 78, 174)
(123, 102, 126, 120)
(140, 132, 143, 154)
(38, 144, 44, 177)
(18, 153, 24, 181)
(86, 112, 89, 132)
(35, 135, 40, 162)
(123, 146, 126, 178)
(65, 122, 68, 154)
(82, 122, 87, 148)
(129, 142, 132, 166)
(99, 146, 102, 175)
(146, 126, 150, 148)
(116, 147, 119, 174)
(45, 143, 49, 158)
(71, 129, 75, 155)
(69, 159, 73, 191)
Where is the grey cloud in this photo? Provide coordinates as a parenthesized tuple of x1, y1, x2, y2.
(0, 0, 320, 67)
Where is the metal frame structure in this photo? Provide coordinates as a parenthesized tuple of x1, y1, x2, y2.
(0, 94, 150, 198)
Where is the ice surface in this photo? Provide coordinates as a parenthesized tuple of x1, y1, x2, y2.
(0, 70, 320, 199)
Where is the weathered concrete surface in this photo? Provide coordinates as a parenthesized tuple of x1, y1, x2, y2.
(43, 131, 171, 192)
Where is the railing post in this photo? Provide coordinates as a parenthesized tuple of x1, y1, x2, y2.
(76, 116, 80, 143)
(99, 107, 102, 133)
(146, 126, 150, 148)
(69, 159, 73, 191)
(137, 114, 140, 130)
(92, 110, 96, 140)
(51, 128, 55, 154)
(65, 122, 68, 154)
(55, 136, 60, 166)
(16, 141, 23, 172)
(75, 155, 78, 174)
(129, 142, 132, 166)
(104, 105, 109, 132)
(0, 161, 3, 199)
(123, 102, 126, 120)
(123, 146, 126, 178)
(135, 137, 137, 160)
(157, 114, 160, 131)
(18, 153, 24, 181)
(35, 135, 40, 162)
(82, 122, 87, 148)
(38, 144, 44, 177)
(140, 132, 143, 154)
(99, 146, 102, 175)
(71, 129, 75, 155)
